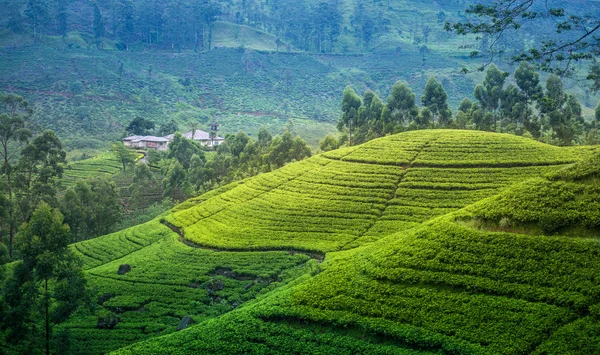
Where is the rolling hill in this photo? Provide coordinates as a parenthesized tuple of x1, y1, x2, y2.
(49, 129, 600, 354)
(106, 131, 600, 355)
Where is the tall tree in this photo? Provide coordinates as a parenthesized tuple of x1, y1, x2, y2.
(61, 177, 121, 240)
(93, 3, 105, 49)
(25, 0, 49, 43)
(16, 130, 66, 222)
(167, 132, 204, 170)
(88, 177, 122, 236)
(7, 0, 25, 47)
(267, 130, 311, 168)
(162, 160, 190, 200)
(540, 75, 583, 145)
(118, 0, 135, 51)
(337, 85, 362, 145)
(474, 64, 508, 130)
(112, 142, 138, 171)
(0, 93, 32, 260)
(421, 76, 451, 127)
(201, 1, 221, 50)
(3, 202, 88, 355)
(385, 80, 418, 132)
(56, 0, 68, 37)
(514, 61, 543, 133)
(354, 90, 383, 143)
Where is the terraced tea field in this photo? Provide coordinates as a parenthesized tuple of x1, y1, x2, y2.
(62, 153, 125, 187)
(63, 220, 318, 354)
(48, 130, 600, 354)
(164, 130, 582, 252)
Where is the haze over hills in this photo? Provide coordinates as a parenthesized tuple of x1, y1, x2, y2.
(2, 0, 600, 146)
(37, 129, 600, 354)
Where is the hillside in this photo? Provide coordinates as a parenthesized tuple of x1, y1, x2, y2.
(0, 42, 479, 147)
(46, 130, 600, 354)
(2, 0, 600, 147)
(105, 131, 600, 355)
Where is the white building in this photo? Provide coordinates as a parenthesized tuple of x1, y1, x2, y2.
(123, 135, 169, 150)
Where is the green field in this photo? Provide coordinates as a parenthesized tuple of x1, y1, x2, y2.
(37, 129, 600, 354)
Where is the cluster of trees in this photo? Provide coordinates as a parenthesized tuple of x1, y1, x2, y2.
(335, 62, 598, 147)
(335, 74, 452, 146)
(0, 202, 90, 355)
(61, 178, 122, 241)
(7, 0, 222, 50)
(6, 0, 402, 53)
(148, 128, 311, 201)
(0, 93, 122, 260)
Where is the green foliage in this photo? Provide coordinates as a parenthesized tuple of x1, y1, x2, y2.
(16, 130, 67, 221)
(421, 76, 450, 127)
(337, 86, 362, 145)
(51, 216, 318, 354)
(60, 177, 122, 241)
(110, 144, 600, 355)
(166, 133, 204, 170)
(319, 134, 341, 152)
(1, 202, 89, 355)
(0, 129, 593, 355)
(126, 117, 155, 136)
(112, 142, 138, 172)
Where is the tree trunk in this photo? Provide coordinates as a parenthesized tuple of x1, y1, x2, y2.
(45, 278, 50, 355)
(3, 145, 14, 260)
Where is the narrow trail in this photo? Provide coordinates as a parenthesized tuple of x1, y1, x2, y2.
(337, 135, 440, 250)
(161, 220, 325, 262)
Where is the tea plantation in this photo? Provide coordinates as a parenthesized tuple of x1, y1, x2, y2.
(47, 130, 600, 354)
(61, 153, 125, 187)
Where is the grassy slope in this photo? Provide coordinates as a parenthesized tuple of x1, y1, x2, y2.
(108, 131, 600, 355)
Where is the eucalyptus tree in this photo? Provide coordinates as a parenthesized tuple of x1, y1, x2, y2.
(337, 86, 362, 145)
(0, 93, 32, 260)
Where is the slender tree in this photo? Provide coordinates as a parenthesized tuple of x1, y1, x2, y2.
(474, 64, 508, 130)
(337, 86, 362, 145)
(93, 3, 105, 49)
(421, 76, 451, 127)
(56, 0, 68, 37)
(25, 0, 50, 43)
(6, 202, 88, 355)
(16, 130, 66, 222)
(0, 93, 32, 260)
(385, 80, 418, 132)
(112, 142, 138, 171)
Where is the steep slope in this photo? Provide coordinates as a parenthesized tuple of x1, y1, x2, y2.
(110, 139, 600, 355)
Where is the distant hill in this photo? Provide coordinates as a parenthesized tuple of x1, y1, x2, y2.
(46, 129, 600, 354)
(0, 42, 479, 146)
(1, 0, 600, 146)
